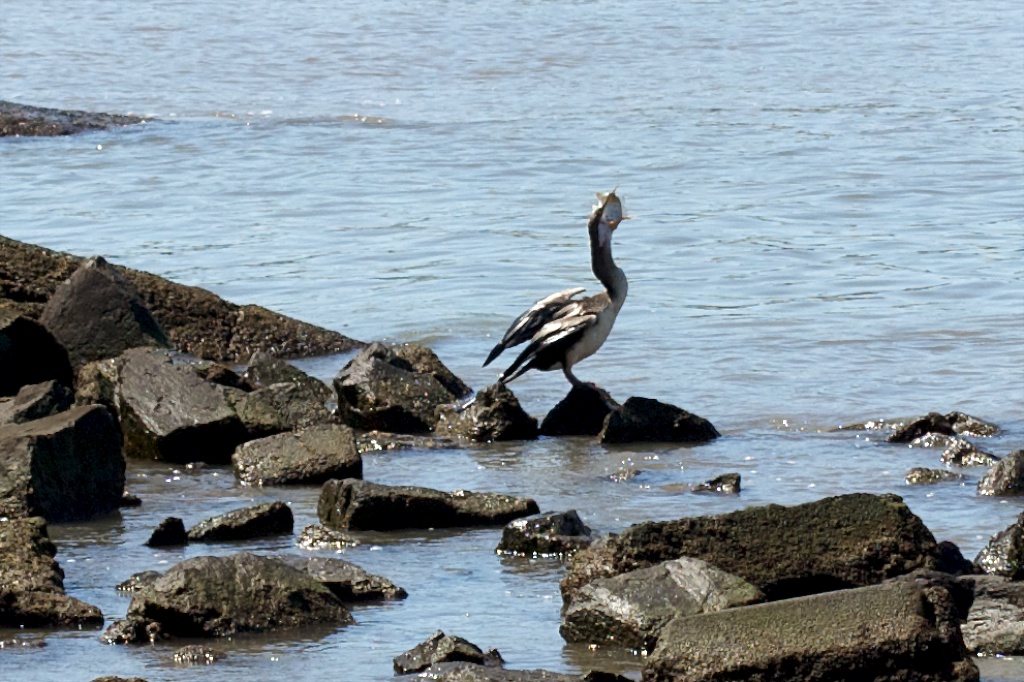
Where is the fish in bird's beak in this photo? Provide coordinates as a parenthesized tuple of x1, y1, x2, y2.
(594, 190, 626, 229)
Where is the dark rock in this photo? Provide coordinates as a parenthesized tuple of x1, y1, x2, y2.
(393, 630, 504, 674)
(562, 493, 940, 606)
(935, 541, 976, 576)
(958, 574, 1024, 655)
(540, 384, 618, 437)
(174, 644, 227, 664)
(244, 351, 314, 387)
(435, 383, 538, 442)
(229, 379, 338, 436)
(413, 663, 630, 681)
(0, 516, 104, 627)
(599, 397, 719, 444)
(196, 363, 252, 391)
(120, 491, 142, 507)
(117, 347, 247, 463)
(561, 557, 764, 650)
(145, 517, 187, 547)
(318, 478, 539, 531)
(103, 552, 352, 642)
(296, 524, 360, 550)
(100, 617, 161, 645)
(281, 556, 406, 601)
(887, 411, 957, 443)
(393, 344, 472, 399)
(607, 468, 642, 482)
(975, 512, 1024, 579)
(0, 101, 144, 136)
(0, 311, 74, 396)
(38, 256, 170, 370)
(906, 433, 999, 467)
(0, 380, 74, 425)
(355, 430, 463, 452)
(333, 342, 461, 433)
(497, 510, 594, 557)
(643, 573, 978, 682)
(947, 411, 999, 437)
(232, 424, 362, 486)
(0, 636, 47, 649)
(691, 472, 740, 494)
(905, 467, 964, 485)
(188, 501, 293, 543)
(978, 449, 1024, 496)
(90, 678, 149, 682)
(0, 404, 125, 521)
(116, 571, 163, 592)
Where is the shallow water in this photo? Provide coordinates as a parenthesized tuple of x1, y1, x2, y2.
(1, 0, 1023, 680)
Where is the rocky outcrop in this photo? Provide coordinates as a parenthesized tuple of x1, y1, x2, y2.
(145, 517, 187, 548)
(599, 398, 719, 444)
(102, 552, 352, 642)
(0, 404, 125, 522)
(187, 501, 293, 542)
(282, 556, 406, 601)
(540, 385, 617, 437)
(975, 512, 1023, 579)
(561, 557, 764, 650)
(38, 256, 170, 370)
(977, 449, 1024, 496)
(0, 311, 74, 395)
(959, 574, 1024, 655)
(562, 493, 940, 606)
(0, 516, 104, 627)
(0, 380, 73, 425)
(0, 101, 144, 136)
(496, 510, 594, 557)
(435, 383, 537, 442)
(394, 630, 504, 674)
(642, 573, 977, 682)
(905, 467, 964, 485)
(691, 473, 740, 493)
(232, 424, 362, 486)
(318, 479, 539, 531)
(333, 343, 463, 433)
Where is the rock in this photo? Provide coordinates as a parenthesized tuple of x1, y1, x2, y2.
(0, 380, 74, 425)
(978, 449, 1024, 496)
(887, 411, 958, 443)
(435, 383, 538, 442)
(145, 517, 187, 547)
(393, 343, 472, 398)
(0, 101, 144, 136)
(496, 510, 594, 557)
(599, 397, 719, 444)
(232, 424, 362, 486)
(296, 524, 360, 550)
(229, 355, 335, 436)
(355, 430, 463, 452)
(607, 468, 642, 482)
(120, 491, 142, 507)
(333, 342, 461, 433)
(0, 516, 104, 627)
(0, 404, 125, 521)
(905, 433, 999, 467)
(394, 630, 504, 674)
(959, 574, 1024, 655)
(196, 362, 252, 391)
(117, 347, 247, 463)
(90, 678, 149, 682)
(103, 552, 352, 642)
(38, 256, 170, 370)
(173, 644, 227, 664)
(691, 473, 740, 494)
(643, 573, 978, 682)
(410, 663, 630, 681)
(561, 557, 764, 650)
(187, 501, 293, 542)
(540, 385, 618, 437)
(281, 556, 407, 601)
(74, 358, 120, 408)
(975, 512, 1023, 579)
(0, 311, 74, 396)
(935, 541, 976, 576)
(318, 478, 539, 531)
(562, 493, 940, 606)
(947, 411, 1000, 437)
(116, 571, 163, 592)
(244, 352, 314, 387)
(905, 467, 964, 485)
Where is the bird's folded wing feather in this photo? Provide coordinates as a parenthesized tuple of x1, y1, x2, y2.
(483, 286, 585, 366)
(498, 312, 597, 383)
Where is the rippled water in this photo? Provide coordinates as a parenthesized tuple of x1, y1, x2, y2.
(2, 1, 1023, 680)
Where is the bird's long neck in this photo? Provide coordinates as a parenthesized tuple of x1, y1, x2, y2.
(588, 212, 628, 309)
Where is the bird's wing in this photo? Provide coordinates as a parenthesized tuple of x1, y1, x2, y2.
(498, 312, 597, 384)
(483, 286, 586, 367)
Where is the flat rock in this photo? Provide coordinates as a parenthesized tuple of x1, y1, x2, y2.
(318, 478, 539, 531)
(117, 347, 248, 463)
(599, 397, 719, 444)
(394, 630, 504, 674)
(691, 472, 740, 494)
(977, 449, 1024, 496)
(0, 311, 74, 396)
(103, 552, 352, 642)
(975, 511, 1023, 579)
(296, 524, 360, 550)
(232, 424, 362, 486)
(497, 510, 593, 557)
(187, 501, 294, 542)
(0, 101, 144, 136)
(145, 517, 187, 547)
(905, 467, 965, 485)
(562, 493, 941, 606)
(39, 256, 169, 370)
(0, 404, 125, 521)
(0, 516, 104, 627)
(540, 384, 618, 437)
(0, 380, 73, 425)
(435, 383, 538, 442)
(333, 342, 461, 433)
(282, 556, 406, 601)
(959, 574, 1024, 655)
(642, 573, 977, 682)
(561, 557, 764, 650)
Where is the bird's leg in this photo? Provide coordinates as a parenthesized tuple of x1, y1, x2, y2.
(563, 366, 588, 389)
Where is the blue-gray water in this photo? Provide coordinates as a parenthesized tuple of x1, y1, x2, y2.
(1, 1, 1022, 680)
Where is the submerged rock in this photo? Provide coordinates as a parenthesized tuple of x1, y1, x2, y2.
(173, 644, 227, 665)
(355, 430, 463, 452)
(0, 311, 74, 396)
(394, 630, 504, 675)
(599, 397, 719, 444)
(0, 101, 144, 136)
(232, 424, 362, 486)
(435, 383, 538, 442)
(116, 571, 162, 593)
(977, 449, 1024, 496)
(282, 556, 407, 602)
(975, 512, 1024, 579)
(691, 473, 740, 494)
(909, 433, 1000, 467)
(0, 380, 74, 425)
(296, 524, 360, 550)
(318, 478, 539, 531)
(497, 510, 594, 557)
(540, 384, 618, 437)
(905, 467, 964, 485)
(887, 411, 958, 443)
(145, 517, 187, 548)
(959, 574, 1024, 656)
(947, 411, 1000, 437)
(187, 501, 294, 542)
